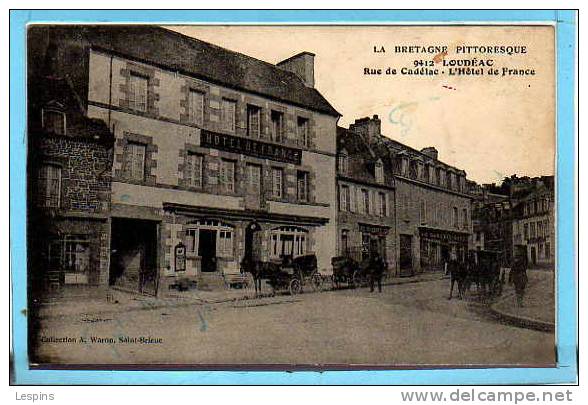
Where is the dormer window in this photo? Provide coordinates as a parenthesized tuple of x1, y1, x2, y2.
(42, 108, 66, 135)
(338, 149, 348, 175)
(375, 159, 384, 184)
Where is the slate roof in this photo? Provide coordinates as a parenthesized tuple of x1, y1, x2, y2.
(337, 126, 395, 187)
(29, 76, 113, 143)
(30, 25, 340, 117)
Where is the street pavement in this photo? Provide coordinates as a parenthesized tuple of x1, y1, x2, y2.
(32, 277, 555, 367)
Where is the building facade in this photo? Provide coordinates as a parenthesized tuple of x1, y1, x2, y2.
(470, 186, 512, 264)
(28, 26, 340, 294)
(511, 180, 555, 268)
(27, 75, 114, 293)
(335, 126, 396, 274)
(346, 116, 473, 275)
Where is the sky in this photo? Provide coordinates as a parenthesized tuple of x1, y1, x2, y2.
(168, 25, 555, 185)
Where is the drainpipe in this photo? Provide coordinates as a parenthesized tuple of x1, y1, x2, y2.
(107, 54, 113, 130)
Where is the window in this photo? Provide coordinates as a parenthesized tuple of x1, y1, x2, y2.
(63, 235, 90, 275)
(530, 222, 536, 238)
(125, 142, 146, 181)
(340, 184, 350, 211)
(297, 117, 309, 147)
(524, 223, 529, 240)
(188, 89, 204, 125)
(271, 167, 283, 199)
(218, 230, 234, 258)
(359, 189, 369, 214)
(544, 219, 549, 237)
(452, 207, 458, 228)
(129, 72, 148, 112)
(269, 226, 308, 259)
(420, 201, 427, 224)
(246, 163, 262, 195)
(297, 171, 309, 202)
(537, 221, 544, 238)
(185, 153, 203, 188)
(341, 230, 349, 255)
(378, 192, 387, 217)
(42, 110, 66, 135)
(38, 164, 61, 208)
(462, 208, 469, 228)
(247, 105, 261, 138)
(338, 151, 348, 175)
(447, 173, 453, 190)
(220, 159, 235, 192)
(185, 221, 234, 259)
(221, 99, 236, 132)
(270, 110, 284, 142)
(435, 167, 441, 185)
(375, 160, 384, 184)
(545, 242, 551, 259)
(409, 160, 418, 179)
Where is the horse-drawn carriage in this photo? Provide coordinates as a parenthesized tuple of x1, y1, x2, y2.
(331, 254, 386, 290)
(241, 254, 322, 295)
(448, 249, 503, 300)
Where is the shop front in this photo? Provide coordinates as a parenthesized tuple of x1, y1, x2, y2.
(418, 227, 470, 272)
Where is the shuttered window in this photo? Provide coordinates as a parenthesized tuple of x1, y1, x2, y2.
(125, 142, 146, 181)
(38, 164, 61, 208)
(220, 159, 235, 192)
(296, 171, 309, 202)
(185, 153, 203, 188)
(247, 105, 261, 138)
(221, 99, 236, 132)
(129, 73, 148, 112)
(189, 90, 204, 125)
(272, 167, 283, 198)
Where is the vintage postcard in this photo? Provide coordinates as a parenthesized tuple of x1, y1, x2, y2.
(24, 22, 559, 370)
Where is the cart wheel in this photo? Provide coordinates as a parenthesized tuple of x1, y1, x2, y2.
(310, 272, 322, 292)
(289, 278, 302, 295)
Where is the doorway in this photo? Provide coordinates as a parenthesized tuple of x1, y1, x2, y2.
(530, 246, 537, 266)
(199, 229, 217, 272)
(399, 234, 413, 275)
(110, 218, 159, 295)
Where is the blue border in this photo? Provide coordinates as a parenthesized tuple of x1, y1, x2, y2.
(10, 10, 577, 385)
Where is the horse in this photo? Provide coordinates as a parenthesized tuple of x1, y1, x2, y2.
(240, 257, 280, 296)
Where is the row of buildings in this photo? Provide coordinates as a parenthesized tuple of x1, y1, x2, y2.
(26, 26, 550, 297)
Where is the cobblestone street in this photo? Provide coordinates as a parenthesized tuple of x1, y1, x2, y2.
(33, 276, 555, 367)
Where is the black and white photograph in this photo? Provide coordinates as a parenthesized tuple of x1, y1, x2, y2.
(25, 24, 556, 368)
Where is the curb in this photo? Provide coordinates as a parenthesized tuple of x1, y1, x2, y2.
(488, 295, 555, 333)
(38, 274, 444, 320)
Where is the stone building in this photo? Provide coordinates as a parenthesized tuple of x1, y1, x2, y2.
(335, 126, 396, 273)
(511, 177, 555, 268)
(345, 116, 473, 275)
(28, 26, 340, 294)
(26, 73, 114, 293)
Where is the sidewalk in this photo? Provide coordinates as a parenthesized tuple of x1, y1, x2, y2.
(37, 271, 445, 319)
(490, 269, 555, 332)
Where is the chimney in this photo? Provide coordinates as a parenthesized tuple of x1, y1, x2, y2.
(277, 51, 315, 88)
(420, 147, 439, 160)
(349, 115, 381, 144)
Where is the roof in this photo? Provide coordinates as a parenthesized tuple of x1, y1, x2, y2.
(31, 25, 340, 117)
(375, 134, 466, 175)
(337, 126, 395, 187)
(29, 76, 113, 143)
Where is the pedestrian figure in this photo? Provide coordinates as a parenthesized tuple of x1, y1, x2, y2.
(369, 253, 385, 293)
(510, 246, 529, 307)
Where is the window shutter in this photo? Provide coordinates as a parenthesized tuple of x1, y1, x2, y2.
(349, 186, 357, 212)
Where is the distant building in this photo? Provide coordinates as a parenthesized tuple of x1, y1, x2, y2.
(511, 178, 555, 267)
(335, 126, 396, 274)
(342, 115, 473, 275)
(470, 188, 512, 265)
(27, 26, 340, 294)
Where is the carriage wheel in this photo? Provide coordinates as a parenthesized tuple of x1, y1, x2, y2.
(289, 278, 302, 295)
